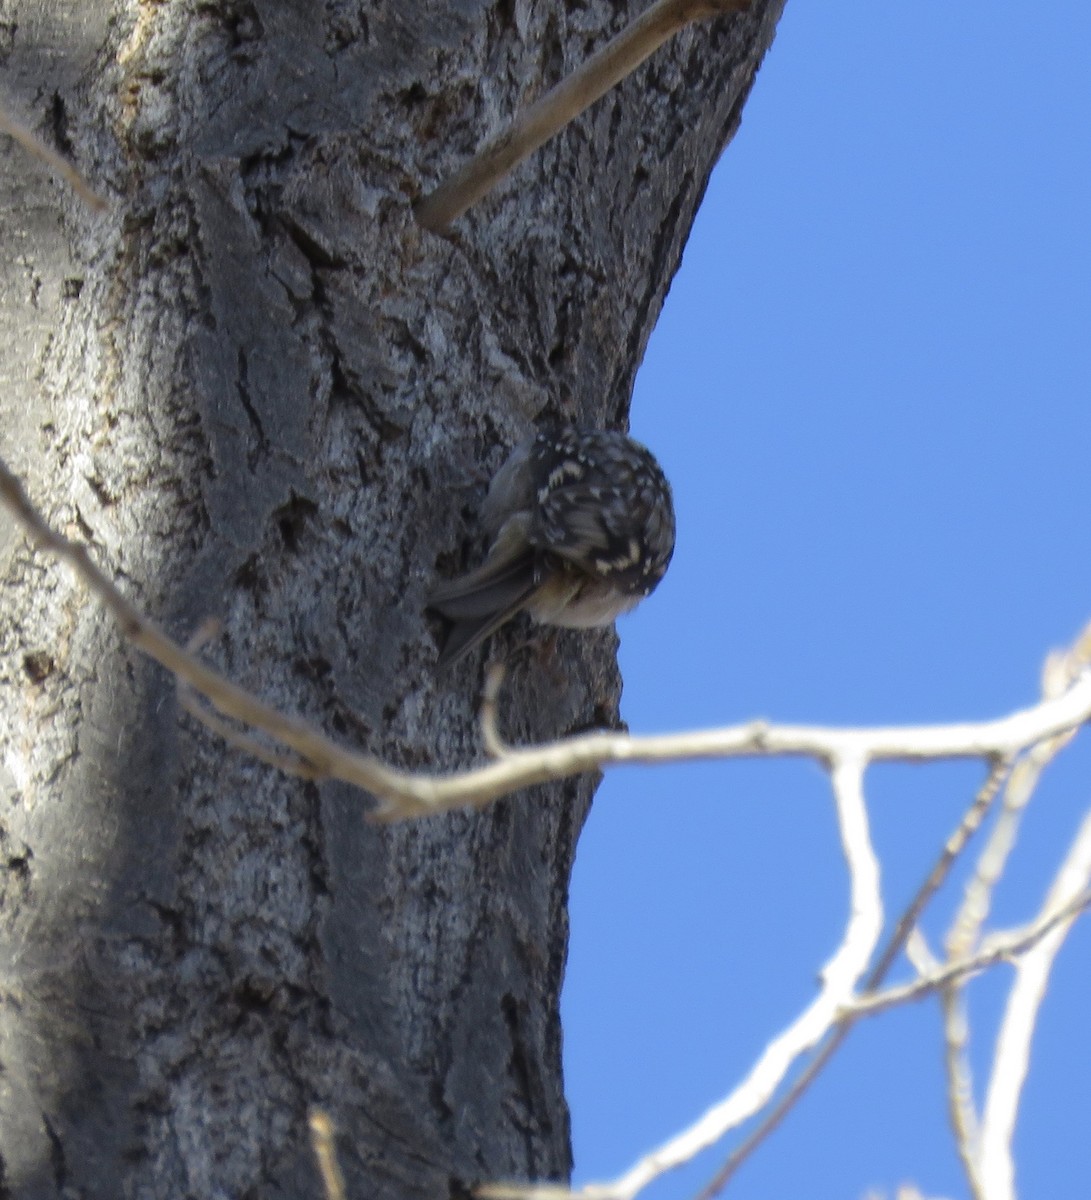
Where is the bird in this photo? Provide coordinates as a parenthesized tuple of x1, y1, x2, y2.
(427, 425, 676, 668)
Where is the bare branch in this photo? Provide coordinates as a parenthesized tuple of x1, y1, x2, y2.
(0, 456, 408, 801)
(979, 812, 1091, 1199)
(693, 756, 1014, 1199)
(840, 889, 1091, 1019)
(177, 688, 329, 780)
(939, 759, 1041, 1197)
(4, 455, 1091, 823)
(176, 622, 327, 778)
(879, 755, 1012, 983)
(0, 103, 108, 211)
(948, 752, 1056, 963)
(688, 886, 1091, 1200)
(480, 661, 510, 759)
(308, 1109, 347, 1200)
(937, 653, 1083, 1199)
(414, 0, 751, 232)
(481, 754, 883, 1200)
(941, 986, 984, 1200)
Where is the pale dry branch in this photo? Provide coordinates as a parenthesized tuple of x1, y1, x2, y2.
(723, 661, 1080, 1193)
(481, 661, 510, 758)
(941, 986, 983, 1200)
(842, 890, 1091, 1019)
(938, 761, 1032, 1199)
(414, 0, 751, 232)
(691, 886, 1091, 1200)
(948, 748, 1061, 963)
(176, 623, 327, 778)
(979, 811, 1091, 1200)
(0, 103, 108, 211)
(693, 757, 1015, 1200)
(881, 756, 1012, 982)
(175, 618, 328, 776)
(479, 755, 884, 1200)
(904, 927, 939, 976)
(177, 689, 329, 780)
(938, 663, 1080, 1199)
(4, 455, 1091, 825)
(939, 754, 1038, 1198)
(308, 1109, 347, 1200)
(0, 457, 410, 803)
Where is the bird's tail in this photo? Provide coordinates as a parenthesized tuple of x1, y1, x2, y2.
(427, 552, 539, 668)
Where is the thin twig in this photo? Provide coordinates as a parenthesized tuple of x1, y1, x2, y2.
(948, 755, 1053, 961)
(843, 889, 1091, 1019)
(177, 689, 329, 779)
(415, 0, 751, 232)
(878, 755, 1012, 983)
(701, 729, 1079, 1200)
(0, 104, 108, 211)
(308, 1109, 347, 1200)
(697, 887, 1091, 1200)
(175, 618, 331, 777)
(481, 661, 510, 758)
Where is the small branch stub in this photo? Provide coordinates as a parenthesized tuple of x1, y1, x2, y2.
(415, 0, 752, 232)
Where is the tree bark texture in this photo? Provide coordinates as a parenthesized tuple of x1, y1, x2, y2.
(0, 1, 784, 1196)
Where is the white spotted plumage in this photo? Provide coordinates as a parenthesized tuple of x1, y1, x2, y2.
(427, 426, 676, 668)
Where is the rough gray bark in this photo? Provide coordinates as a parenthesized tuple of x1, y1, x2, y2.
(0, 1, 784, 1196)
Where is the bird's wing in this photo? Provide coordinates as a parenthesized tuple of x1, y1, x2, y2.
(427, 518, 540, 668)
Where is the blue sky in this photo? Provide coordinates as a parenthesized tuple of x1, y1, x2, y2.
(562, 3, 1091, 1198)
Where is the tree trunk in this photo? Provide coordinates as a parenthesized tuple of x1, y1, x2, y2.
(0, 1, 784, 1195)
